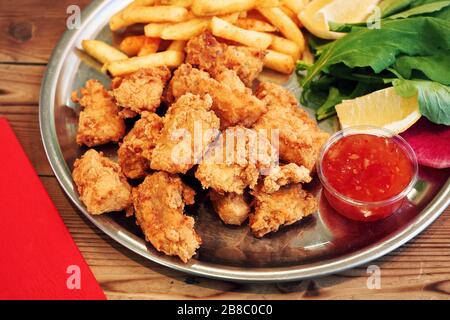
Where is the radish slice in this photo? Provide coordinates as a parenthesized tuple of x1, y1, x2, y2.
(401, 117, 450, 169)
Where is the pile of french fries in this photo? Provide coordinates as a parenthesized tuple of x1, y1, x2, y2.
(82, 0, 312, 77)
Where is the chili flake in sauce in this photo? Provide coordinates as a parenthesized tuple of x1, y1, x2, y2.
(322, 134, 414, 202)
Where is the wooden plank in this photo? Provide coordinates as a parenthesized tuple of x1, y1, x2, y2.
(0, 0, 91, 63)
(0, 65, 50, 175)
(0, 64, 44, 105)
(0, 105, 53, 175)
(41, 176, 450, 300)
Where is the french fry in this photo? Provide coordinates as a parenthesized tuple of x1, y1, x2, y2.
(119, 35, 147, 56)
(134, 0, 159, 6)
(109, 0, 156, 31)
(236, 18, 277, 32)
(239, 11, 248, 18)
(257, 0, 280, 7)
(119, 36, 161, 57)
(144, 22, 172, 37)
(122, 6, 189, 23)
(138, 37, 161, 56)
(257, 7, 305, 50)
(269, 34, 302, 60)
(155, 0, 193, 7)
(82, 40, 128, 64)
(161, 17, 210, 40)
(264, 49, 295, 74)
(220, 12, 240, 24)
(280, 4, 302, 27)
(281, 0, 307, 13)
(192, 0, 256, 16)
(167, 40, 187, 51)
(106, 50, 185, 76)
(211, 17, 272, 50)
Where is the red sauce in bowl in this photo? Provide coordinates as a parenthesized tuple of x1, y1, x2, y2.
(318, 129, 418, 222)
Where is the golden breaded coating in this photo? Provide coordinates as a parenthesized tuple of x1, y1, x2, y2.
(262, 163, 312, 193)
(112, 67, 171, 114)
(168, 64, 267, 129)
(186, 31, 266, 87)
(249, 184, 317, 238)
(73, 80, 125, 147)
(195, 126, 278, 194)
(253, 82, 330, 171)
(209, 191, 251, 226)
(72, 149, 132, 215)
(214, 68, 248, 93)
(150, 93, 220, 174)
(118, 112, 163, 179)
(132, 172, 201, 263)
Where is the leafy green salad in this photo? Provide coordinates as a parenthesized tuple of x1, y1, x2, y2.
(297, 0, 450, 125)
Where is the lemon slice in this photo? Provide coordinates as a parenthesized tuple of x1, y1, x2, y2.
(298, 0, 381, 40)
(335, 87, 421, 134)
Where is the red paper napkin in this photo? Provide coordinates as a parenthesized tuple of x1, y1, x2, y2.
(0, 118, 105, 300)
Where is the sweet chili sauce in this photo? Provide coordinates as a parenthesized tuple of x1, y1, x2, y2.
(318, 131, 417, 222)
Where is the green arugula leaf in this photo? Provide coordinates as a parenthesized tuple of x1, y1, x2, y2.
(380, 0, 415, 17)
(388, 1, 450, 18)
(394, 50, 450, 85)
(394, 79, 450, 125)
(329, 1, 450, 32)
(302, 17, 450, 88)
(380, 0, 447, 16)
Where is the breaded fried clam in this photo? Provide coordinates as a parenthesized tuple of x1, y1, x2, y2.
(250, 184, 317, 238)
(150, 93, 220, 174)
(72, 80, 125, 147)
(195, 126, 278, 194)
(118, 112, 163, 179)
(209, 191, 251, 226)
(133, 172, 201, 263)
(72, 149, 132, 215)
(168, 64, 267, 129)
(112, 66, 171, 114)
(186, 30, 266, 87)
(253, 82, 330, 171)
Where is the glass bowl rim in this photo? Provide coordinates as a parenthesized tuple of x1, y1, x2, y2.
(316, 125, 419, 207)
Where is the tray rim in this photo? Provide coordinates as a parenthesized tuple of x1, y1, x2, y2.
(39, 0, 450, 283)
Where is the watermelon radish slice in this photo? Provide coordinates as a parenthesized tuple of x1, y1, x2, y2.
(401, 117, 450, 169)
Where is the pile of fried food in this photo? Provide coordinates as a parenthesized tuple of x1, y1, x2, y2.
(83, 0, 314, 76)
(71, 0, 329, 263)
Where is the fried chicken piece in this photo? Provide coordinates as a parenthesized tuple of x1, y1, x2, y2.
(262, 163, 312, 193)
(112, 67, 171, 114)
(118, 112, 163, 179)
(150, 93, 220, 174)
(168, 64, 267, 129)
(249, 184, 317, 238)
(72, 149, 132, 215)
(195, 126, 278, 194)
(253, 82, 330, 171)
(214, 68, 247, 93)
(186, 30, 266, 87)
(73, 80, 125, 147)
(132, 172, 201, 263)
(209, 191, 251, 226)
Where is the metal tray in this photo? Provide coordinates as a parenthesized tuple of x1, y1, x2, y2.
(39, 0, 450, 282)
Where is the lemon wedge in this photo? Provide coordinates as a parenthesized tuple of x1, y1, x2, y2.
(298, 0, 381, 40)
(335, 87, 421, 134)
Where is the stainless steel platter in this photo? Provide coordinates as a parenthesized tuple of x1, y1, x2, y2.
(39, 0, 450, 282)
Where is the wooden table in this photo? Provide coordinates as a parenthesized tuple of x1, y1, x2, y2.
(1, 0, 449, 300)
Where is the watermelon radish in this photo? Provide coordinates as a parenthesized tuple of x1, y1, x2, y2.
(401, 117, 450, 169)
